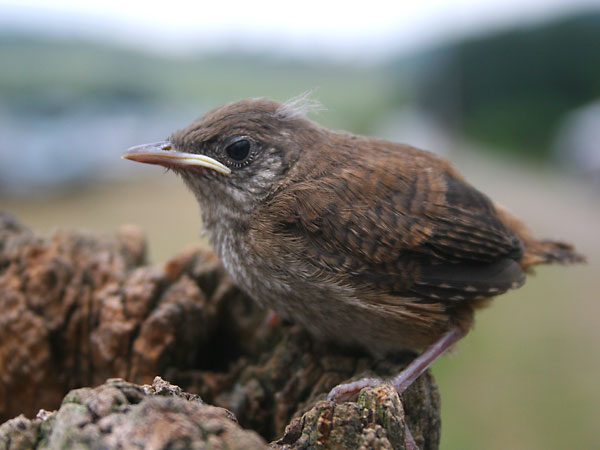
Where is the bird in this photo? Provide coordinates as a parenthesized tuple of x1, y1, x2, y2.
(122, 96, 585, 406)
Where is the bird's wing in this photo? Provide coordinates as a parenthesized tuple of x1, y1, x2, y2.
(257, 163, 525, 302)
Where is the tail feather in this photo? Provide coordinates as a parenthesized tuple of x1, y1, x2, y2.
(521, 239, 586, 268)
(493, 203, 586, 271)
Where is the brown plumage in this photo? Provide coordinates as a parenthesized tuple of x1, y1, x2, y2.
(122, 97, 585, 408)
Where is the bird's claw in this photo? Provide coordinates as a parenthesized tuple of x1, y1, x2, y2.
(326, 377, 384, 402)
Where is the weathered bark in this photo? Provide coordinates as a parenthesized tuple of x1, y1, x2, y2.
(0, 377, 265, 450)
(0, 212, 441, 449)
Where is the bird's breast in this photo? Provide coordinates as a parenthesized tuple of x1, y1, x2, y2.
(210, 227, 290, 308)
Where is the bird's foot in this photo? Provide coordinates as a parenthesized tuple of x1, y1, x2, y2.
(326, 377, 384, 402)
(328, 327, 465, 403)
(327, 379, 421, 449)
(327, 328, 465, 448)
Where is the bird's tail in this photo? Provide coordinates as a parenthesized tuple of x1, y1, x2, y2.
(519, 239, 586, 268)
(494, 204, 586, 271)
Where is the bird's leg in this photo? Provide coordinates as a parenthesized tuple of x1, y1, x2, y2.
(327, 327, 466, 402)
(404, 423, 419, 450)
(388, 326, 465, 393)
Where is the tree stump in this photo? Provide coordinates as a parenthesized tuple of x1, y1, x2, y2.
(0, 212, 441, 449)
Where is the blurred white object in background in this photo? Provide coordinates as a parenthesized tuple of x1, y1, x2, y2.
(374, 107, 453, 157)
(554, 99, 600, 184)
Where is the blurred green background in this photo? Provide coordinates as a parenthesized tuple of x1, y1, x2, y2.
(1, 1, 599, 448)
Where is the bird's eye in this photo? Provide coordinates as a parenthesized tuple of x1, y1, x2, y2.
(226, 139, 251, 162)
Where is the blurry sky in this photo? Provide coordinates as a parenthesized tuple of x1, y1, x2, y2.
(1, 0, 599, 59)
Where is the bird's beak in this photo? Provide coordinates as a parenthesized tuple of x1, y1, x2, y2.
(121, 141, 231, 175)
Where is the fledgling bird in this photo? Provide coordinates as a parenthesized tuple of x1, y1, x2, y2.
(122, 96, 584, 404)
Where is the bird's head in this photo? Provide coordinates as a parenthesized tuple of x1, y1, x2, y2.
(122, 97, 323, 216)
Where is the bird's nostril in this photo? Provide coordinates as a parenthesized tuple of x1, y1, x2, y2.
(161, 144, 172, 151)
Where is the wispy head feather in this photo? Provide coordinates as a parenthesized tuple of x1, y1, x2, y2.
(274, 91, 325, 121)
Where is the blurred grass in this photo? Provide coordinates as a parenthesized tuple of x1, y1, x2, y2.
(3, 147, 598, 449)
(435, 267, 600, 450)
